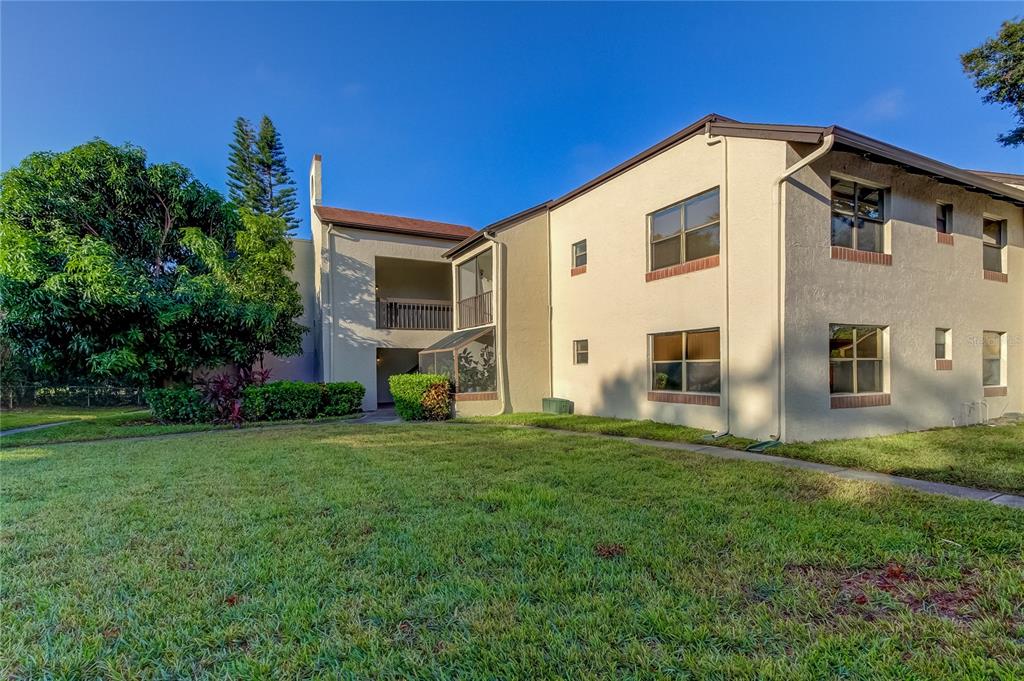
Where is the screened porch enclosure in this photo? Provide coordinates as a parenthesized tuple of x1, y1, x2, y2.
(418, 326, 497, 394)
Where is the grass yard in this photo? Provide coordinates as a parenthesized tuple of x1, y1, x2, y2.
(0, 406, 146, 432)
(2, 423, 1022, 679)
(459, 413, 1024, 495)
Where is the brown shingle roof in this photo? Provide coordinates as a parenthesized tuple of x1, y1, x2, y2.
(315, 205, 475, 241)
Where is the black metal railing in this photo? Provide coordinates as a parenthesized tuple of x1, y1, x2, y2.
(376, 298, 452, 330)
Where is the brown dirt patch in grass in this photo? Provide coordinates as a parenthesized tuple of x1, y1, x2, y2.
(594, 543, 626, 559)
(786, 563, 985, 625)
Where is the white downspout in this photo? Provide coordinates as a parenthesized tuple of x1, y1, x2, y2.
(773, 133, 834, 441)
(705, 127, 730, 435)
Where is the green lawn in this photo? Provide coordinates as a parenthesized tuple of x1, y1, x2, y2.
(459, 413, 1024, 495)
(2, 423, 1022, 678)
(0, 406, 146, 431)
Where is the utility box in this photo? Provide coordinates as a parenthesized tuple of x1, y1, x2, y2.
(542, 397, 574, 415)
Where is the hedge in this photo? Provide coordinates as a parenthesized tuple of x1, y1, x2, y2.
(144, 387, 214, 423)
(389, 374, 451, 421)
(147, 381, 365, 424)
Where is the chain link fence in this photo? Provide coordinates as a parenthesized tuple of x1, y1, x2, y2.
(1, 384, 145, 410)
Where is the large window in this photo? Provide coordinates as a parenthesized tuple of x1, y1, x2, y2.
(829, 325, 885, 394)
(831, 179, 885, 253)
(419, 350, 455, 377)
(649, 188, 720, 271)
(650, 329, 720, 393)
(982, 331, 1004, 387)
(572, 240, 587, 268)
(457, 329, 496, 393)
(936, 204, 952, 234)
(573, 339, 589, 365)
(983, 218, 1006, 273)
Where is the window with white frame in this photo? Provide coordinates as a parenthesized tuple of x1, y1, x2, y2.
(572, 240, 587, 268)
(935, 328, 951, 360)
(982, 331, 1004, 387)
(648, 188, 720, 271)
(573, 339, 589, 365)
(829, 325, 885, 394)
(936, 203, 952, 234)
(983, 218, 1006, 273)
(831, 178, 885, 253)
(650, 329, 720, 393)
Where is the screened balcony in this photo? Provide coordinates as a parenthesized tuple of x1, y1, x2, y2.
(375, 256, 452, 331)
(456, 249, 493, 329)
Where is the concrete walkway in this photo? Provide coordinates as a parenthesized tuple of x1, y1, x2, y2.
(486, 425, 1024, 509)
(0, 421, 75, 437)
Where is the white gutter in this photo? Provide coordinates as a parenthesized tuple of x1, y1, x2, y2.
(705, 127, 730, 435)
(773, 134, 834, 440)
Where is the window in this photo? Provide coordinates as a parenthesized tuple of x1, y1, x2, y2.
(457, 329, 496, 393)
(829, 325, 885, 394)
(458, 250, 493, 302)
(648, 188, 720, 271)
(650, 329, 720, 393)
(935, 328, 950, 360)
(573, 339, 589, 365)
(982, 331, 1004, 387)
(983, 218, 1006, 273)
(936, 203, 951, 234)
(831, 178, 885, 253)
(419, 349, 455, 377)
(572, 240, 587, 268)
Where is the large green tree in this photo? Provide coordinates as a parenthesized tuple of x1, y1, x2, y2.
(225, 115, 299, 231)
(961, 18, 1024, 147)
(0, 140, 305, 386)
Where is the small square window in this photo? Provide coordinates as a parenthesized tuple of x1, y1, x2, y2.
(936, 204, 951, 234)
(573, 339, 589, 365)
(572, 240, 587, 268)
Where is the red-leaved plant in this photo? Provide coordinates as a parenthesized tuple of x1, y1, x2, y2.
(194, 366, 270, 425)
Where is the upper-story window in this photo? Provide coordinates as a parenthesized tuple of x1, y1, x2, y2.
(831, 179, 885, 253)
(572, 240, 587, 268)
(983, 218, 1006, 274)
(936, 203, 952, 234)
(648, 188, 720, 271)
(457, 249, 493, 329)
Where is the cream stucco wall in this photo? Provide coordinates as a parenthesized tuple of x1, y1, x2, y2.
(260, 238, 320, 382)
(782, 150, 1024, 441)
(321, 226, 461, 410)
(548, 134, 789, 436)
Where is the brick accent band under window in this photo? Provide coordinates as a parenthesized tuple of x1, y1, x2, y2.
(983, 270, 1008, 283)
(455, 392, 498, 402)
(646, 255, 719, 282)
(936, 232, 954, 246)
(935, 359, 953, 371)
(831, 393, 891, 409)
(831, 246, 892, 266)
(647, 391, 720, 406)
(984, 386, 1008, 397)
(570, 265, 587, 277)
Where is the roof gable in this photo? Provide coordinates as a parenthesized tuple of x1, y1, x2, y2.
(315, 205, 476, 241)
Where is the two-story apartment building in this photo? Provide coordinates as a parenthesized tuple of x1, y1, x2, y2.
(293, 114, 1023, 442)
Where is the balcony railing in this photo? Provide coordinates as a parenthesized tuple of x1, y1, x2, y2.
(376, 298, 452, 330)
(457, 291, 493, 329)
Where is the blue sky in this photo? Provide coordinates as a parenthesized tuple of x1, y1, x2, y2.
(3, 2, 1022, 239)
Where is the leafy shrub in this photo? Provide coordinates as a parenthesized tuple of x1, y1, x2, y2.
(322, 381, 365, 417)
(241, 381, 320, 421)
(389, 374, 450, 421)
(145, 387, 214, 423)
(420, 382, 452, 421)
(195, 367, 270, 425)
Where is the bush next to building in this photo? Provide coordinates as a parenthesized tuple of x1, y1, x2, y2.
(144, 387, 215, 423)
(147, 380, 364, 424)
(389, 374, 452, 421)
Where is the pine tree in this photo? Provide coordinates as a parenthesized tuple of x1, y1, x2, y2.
(255, 116, 299, 232)
(226, 117, 260, 209)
